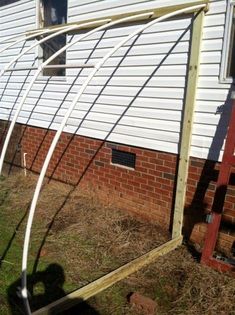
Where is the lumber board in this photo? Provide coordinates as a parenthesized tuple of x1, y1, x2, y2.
(32, 236, 182, 315)
(172, 9, 205, 238)
(27, 1, 209, 36)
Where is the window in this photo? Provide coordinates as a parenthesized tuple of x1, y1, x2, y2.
(220, 1, 235, 81)
(227, 6, 235, 77)
(39, 0, 68, 76)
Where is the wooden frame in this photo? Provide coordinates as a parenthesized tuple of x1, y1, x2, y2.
(28, 0, 209, 35)
(33, 237, 182, 315)
(172, 9, 205, 238)
(28, 3, 207, 314)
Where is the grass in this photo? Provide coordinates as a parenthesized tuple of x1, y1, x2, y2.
(0, 174, 55, 314)
(0, 170, 235, 314)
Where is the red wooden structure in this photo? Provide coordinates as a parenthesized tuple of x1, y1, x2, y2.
(201, 93, 235, 272)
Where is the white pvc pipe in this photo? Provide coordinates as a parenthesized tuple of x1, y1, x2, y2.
(23, 153, 27, 177)
(19, 12, 152, 315)
(0, 19, 112, 176)
(5, 63, 95, 71)
(45, 63, 95, 69)
(0, 24, 86, 55)
(0, 28, 50, 46)
(0, 25, 88, 177)
(0, 28, 51, 55)
(0, 33, 26, 45)
(0, 24, 81, 77)
(20, 4, 206, 314)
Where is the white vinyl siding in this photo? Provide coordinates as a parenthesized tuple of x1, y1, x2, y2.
(0, 0, 35, 37)
(0, 0, 37, 73)
(68, 0, 206, 22)
(193, 0, 231, 161)
(0, 0, 233, 162)
(0, 13, 192, 155)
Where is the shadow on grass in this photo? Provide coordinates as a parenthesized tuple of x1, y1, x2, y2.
(7, 263, 100, 315)
(0, 207, 29, 269)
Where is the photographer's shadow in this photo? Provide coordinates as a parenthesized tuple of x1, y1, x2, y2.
(7, 263, 100, 315)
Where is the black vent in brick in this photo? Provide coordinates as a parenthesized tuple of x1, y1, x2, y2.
(112, 149, 136, 168)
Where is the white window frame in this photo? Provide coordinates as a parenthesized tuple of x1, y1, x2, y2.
(36, 0, 44, 29)
(220, 0, 235, 83)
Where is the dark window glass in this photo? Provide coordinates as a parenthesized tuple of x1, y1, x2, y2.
(41, 0, 67, 76)
(227, 8, 235, 78)
(44, 0, 67, 26)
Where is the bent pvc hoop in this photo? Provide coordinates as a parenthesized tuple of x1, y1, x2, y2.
(0, 25, 82, 55)
(0, 22, 105, 176)
(0, 19, 112, 176)
(0, 28, 51, 55)
(20, 4, 206, 315)
(5, 63, 96, 72)
(0, 28, 48, 46)
(0, 33, 26, 45)
(19, 12, 153, 315)
(0, 24, 81, 77)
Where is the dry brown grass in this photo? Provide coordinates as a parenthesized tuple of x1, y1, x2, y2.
(32, 172, 171, 287)
(1, 170, 235, 315)
(119, 245, 235, 315)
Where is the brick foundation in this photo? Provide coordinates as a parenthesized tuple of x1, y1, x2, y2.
(0, 121, 235, 254)
(0, 120, 22, 166)
(184, 158, 235, 255)
(19, 125, 177, 225)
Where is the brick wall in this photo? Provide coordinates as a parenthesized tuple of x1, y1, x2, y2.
(0, 120, 22, 166)
(20, 125, 178, 225)
(1, 121, 235, 254)
(185, 157, 235, 255)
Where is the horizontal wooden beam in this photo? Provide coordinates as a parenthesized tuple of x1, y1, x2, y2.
(32, 236, 182, 315)
(27, 1, 209, 36)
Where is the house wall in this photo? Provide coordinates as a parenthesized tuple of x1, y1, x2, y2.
(0, 0, 234, 253)
(0, 0, 231, 162)
(0, 0, 193, 156)
(1, 122, 234, 254)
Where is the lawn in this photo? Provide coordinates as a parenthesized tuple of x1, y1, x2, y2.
(0, 171, 235, 315)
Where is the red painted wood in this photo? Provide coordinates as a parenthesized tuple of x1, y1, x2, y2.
(227, 156, 235, 165)
(201, 213, 224, 261)
(201, 100, 235, 269)
(202, 257, 235, 273)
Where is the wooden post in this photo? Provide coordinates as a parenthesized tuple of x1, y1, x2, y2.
(172, 9, 205, 239)
(32, 236, 182, 315)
